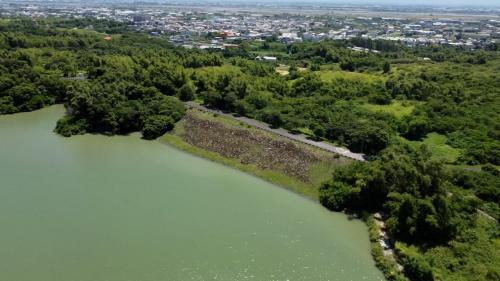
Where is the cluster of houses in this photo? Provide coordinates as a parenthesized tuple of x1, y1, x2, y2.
(2, 2, 499, 51)
(163, 13, 499, 50)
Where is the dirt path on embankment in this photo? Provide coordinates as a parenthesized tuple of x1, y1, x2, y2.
(184, 102, 366, 161)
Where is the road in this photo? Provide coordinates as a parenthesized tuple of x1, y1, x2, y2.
(184, 102, 366, 161)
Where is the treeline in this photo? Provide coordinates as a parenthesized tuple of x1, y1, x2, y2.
(55, 82, 185, 139)
(53, 17, 132, 34)
(289, 41, 391, 72)
(250, 38, 491, 70)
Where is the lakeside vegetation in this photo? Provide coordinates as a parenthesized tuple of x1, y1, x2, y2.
(1, 17, 498, 281)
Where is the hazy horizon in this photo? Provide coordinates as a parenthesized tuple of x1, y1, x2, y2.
(7, 0, 500, 8)
(213, 0, 500, 7)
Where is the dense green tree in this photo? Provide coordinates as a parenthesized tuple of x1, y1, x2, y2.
(321, 144, 458, 243)
(260, 109, 284, 128)
(6, 84, 44, 111)
(383, 61, 391, 73)
(178, 82, 196, 101)
(142, 115, 175, 140)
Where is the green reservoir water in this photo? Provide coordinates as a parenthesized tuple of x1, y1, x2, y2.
(0, 106, 384, 281)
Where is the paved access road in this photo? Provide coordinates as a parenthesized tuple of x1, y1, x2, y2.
(184, 102, 366, 161)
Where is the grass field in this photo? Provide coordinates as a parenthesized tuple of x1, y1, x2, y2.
(407, 133, 461, 163)
(362, 100, 418, 119)
(319, 63, 342, 71)
(318, 70, 387, 83)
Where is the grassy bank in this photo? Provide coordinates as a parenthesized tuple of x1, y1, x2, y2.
(161, 109, 350, 200)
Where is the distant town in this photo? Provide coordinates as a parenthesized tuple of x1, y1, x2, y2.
(2, 1, 500, 50)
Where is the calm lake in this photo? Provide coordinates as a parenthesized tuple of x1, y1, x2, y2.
(0, 106, 384, 281)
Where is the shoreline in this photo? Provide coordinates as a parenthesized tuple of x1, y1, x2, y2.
(159, 108, 349, 200)
(159, 134, 320, 200)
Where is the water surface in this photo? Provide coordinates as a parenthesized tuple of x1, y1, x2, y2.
(0, 106, 384, 281)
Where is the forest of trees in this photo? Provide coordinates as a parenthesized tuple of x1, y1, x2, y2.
(320, 143, 499, 281)
(0, 17, 498, 281)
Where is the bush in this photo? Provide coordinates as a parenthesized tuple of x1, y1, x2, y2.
(142, 115, 175, 140)
(396, 243, 433, 281)
(260, 110, 284, 128)
(55, 116, 89, 137)
(368, 92, 392, 105)
(178, 82, 196, 101)
(319, 181, 356, 211)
